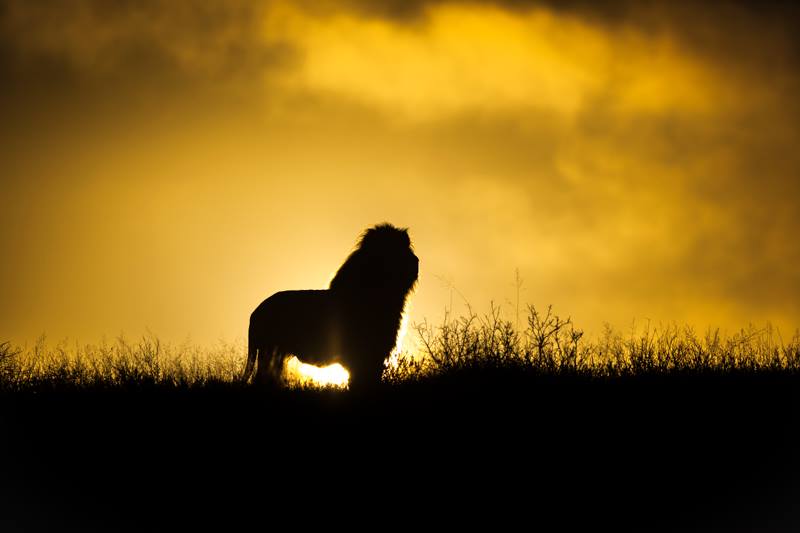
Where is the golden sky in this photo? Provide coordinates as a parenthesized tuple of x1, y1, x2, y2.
(1, 0, 799, 347)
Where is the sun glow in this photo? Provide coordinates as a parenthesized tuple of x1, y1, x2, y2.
(284, 356, 350, 388)
(386, 301, 418, 373)
(393, 304, 412, 358)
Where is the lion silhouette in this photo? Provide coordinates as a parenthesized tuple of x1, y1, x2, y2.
(243, 223, 418, 390)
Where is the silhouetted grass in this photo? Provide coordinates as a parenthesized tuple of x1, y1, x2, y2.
(389, 304, 800, 382)
(3, 307, 799, 532)
(2, 305, 798, 393)
(0, 335, 242, 392)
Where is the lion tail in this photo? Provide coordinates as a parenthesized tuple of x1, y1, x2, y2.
(242, 326, 257, 383)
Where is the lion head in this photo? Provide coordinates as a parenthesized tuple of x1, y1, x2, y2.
(329, 223, 419, 298)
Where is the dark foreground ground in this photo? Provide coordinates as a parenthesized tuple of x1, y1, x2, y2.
(1, 371, 799, 532)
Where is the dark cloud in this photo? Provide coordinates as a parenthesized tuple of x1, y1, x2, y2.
(0, 0, 297, 97)
(327, 0, 800, 77)
(331, 0, 636, 24)
(334, 0, 800, 26)
(3, 0, 797, 99)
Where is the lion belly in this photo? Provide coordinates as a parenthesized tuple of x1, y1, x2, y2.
(250, 289, 343, 366)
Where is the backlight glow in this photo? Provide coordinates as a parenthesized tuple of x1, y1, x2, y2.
(284, 356, 350, 389)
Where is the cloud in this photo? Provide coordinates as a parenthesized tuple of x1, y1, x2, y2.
(2, 0, 796, 119)
(263, 2, 733, 121)
(0, 0, 296, 90)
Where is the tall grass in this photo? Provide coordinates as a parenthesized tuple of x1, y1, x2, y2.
(2, 305, 799, 392)
(385, 304, 800, 381)
(0, 335, 242, 392)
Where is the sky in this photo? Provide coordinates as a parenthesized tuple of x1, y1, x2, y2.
(1, 0, 799, 349)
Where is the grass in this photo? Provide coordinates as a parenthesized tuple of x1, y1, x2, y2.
(395, 304, 800, 380)
(1, 304, 799, 392)
(0, 335, 243, 392)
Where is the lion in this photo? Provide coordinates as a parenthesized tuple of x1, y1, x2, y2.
(243, 223, 418, 391)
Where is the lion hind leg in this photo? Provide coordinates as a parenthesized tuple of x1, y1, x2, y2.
(254, 346, 283, 386)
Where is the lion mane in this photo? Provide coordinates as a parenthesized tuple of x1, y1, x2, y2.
(243, 223, 419, 390)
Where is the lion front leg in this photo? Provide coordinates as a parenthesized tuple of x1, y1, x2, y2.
(347, 358, 384, 393)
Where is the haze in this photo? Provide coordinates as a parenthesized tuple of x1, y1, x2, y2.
(1, 0, 799, 347)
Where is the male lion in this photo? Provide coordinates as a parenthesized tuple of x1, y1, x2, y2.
(243, 223, 418, 390)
